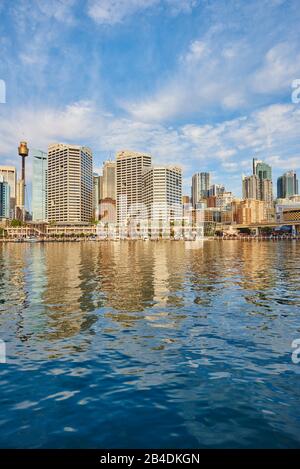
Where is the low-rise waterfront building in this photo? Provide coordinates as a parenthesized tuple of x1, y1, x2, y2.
(232, 199, 269, 225)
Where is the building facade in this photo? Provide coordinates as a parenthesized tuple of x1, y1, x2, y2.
(116, 150, 152, 223)
(47, 144, 93, 224)
(242, 175, 258, 199)
(191, 172, 211, 207)
(102, 160, 116, 200)
(32, 150, 48, 222)
(277, 170, 298, 199)
(142, 165, 182, 219)
(232, 199, 268, 225)
(0, 166, 17, 216)
(242, 158, 273, 204)
(93, 173, 101, 221)
(0, 175, 10, 219)
(253, 157, 273, 203)
(253, 158, 272, 180)
(209, 184, 225, 197)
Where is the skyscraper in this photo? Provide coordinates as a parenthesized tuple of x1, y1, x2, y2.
(253, 158, 272, 180)
(0, 175, 10, 219)
(102, 160, 116, 200)
(47, 144, 93, 224)
(0, 166, 17, 215)
(93, 173, 101, 220)
(191, 172, 210, 207)
(242, 175, 258, 199)
(253, 157, 273, 203)
(116, 150, 152, 223)
(277, 170, 298, 199)
(32, 150, 48, 222)
(142, 165, 182, 219)
(209, 184, 225, 197)
(243, 158, 273, 203)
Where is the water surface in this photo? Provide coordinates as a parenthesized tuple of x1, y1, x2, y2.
(0, 240, 300, 448)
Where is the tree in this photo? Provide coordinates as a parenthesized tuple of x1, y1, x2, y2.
(11, 219, 22, 227)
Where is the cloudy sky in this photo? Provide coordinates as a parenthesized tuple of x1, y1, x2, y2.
(0, 0, 300, 197)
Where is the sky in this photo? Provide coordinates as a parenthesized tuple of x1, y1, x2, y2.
(0, 0, 300, 198)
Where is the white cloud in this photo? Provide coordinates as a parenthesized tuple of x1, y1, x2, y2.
(1, 101, 300, 194)
(252, 42, 300, 95)
(122, 27, 300, 123)
(87, 0, 197, 25)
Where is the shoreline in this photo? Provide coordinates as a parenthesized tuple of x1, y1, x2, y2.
(0, 236, 299, 243)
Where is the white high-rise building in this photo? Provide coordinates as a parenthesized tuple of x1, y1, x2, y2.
(142, 165, 182, 219)
(32, 150, 48, 222)
(116, 150, 152, 223)
(47, 144, 93, 224)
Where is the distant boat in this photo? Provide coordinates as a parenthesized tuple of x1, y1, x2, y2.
(24, 237, 39, 243)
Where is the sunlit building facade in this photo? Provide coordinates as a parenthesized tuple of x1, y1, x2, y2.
(47, 144, 93, 224)
(32, 150, 48, 222)
(116, 150, 152, 223)
(142, 165, 182, 219)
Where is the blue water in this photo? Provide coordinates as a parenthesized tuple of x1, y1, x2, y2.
(0, 240, 300, 448)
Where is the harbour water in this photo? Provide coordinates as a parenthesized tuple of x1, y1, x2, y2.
(0, 240, 300, 448)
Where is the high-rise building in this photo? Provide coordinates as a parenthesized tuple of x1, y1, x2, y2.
(0, 166, 17, 215)
(0, 175, 10, 219)
(209, 184, 225, 197)
(16, 179, 25, 210)
(252, 157, 273, 203)
(116, 150, 152, 223)
(191, 172, 210, 207)
(102, 160, 116, 200)
(242, 158, 273, 204)
(32, 150, 48, 222)
(98, 175, 103, 202)
(253, 158, 272, 180)
(182, 195, 190, 204)
(142, 165, 182, 219)
(242, 175, 257, 199)
(277, 170, 298, 199)
(47, 144, 93, 224)
(93, 173, 101, 220)
(259, 178, 273, 205)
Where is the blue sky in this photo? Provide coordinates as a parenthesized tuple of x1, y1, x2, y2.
(0, 0, 300, 197)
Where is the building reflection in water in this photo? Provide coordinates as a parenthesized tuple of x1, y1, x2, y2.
(1, 241, 299, 367)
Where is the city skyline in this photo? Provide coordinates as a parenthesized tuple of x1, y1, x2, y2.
(1, 0, 300, 197)
(1, 143, 299, 221)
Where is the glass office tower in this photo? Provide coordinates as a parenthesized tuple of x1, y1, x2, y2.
(277, 170, 299, 199)
(0, 175, 10, 219)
